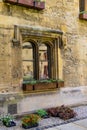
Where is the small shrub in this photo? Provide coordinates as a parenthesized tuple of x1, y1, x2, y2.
(47, 107, 59, 117)
(47, 105, 76, 120)
(1, 114, 16, 127)
(56, 105, 76, 120)
(36, 109, 49, 118)
(22, 114, 40, 128)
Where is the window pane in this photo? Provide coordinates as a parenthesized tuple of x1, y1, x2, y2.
(22, 42, 33, 78)
(39, 44, 49, 79)
(79, 0, 85, 11)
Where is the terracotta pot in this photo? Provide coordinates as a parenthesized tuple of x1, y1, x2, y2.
(18, 0, 34, 7)
(34, 1, 45, 10)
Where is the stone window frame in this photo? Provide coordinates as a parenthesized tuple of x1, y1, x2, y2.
(13, 25, 63, 80)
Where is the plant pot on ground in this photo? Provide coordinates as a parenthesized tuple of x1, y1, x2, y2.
(36, 109, 49, 118)
(56, 105, 76, 120)
(1, 114, 16, 127)
(47, 107, 59, 117)
(21, 114, 40, 129)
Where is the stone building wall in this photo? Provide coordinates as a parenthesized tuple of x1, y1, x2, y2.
(0, 0, 87, 91)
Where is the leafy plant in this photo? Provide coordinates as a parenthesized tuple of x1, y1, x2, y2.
(36, 109, 48, 118)
(22, 114, 40, 128)
(38, 79, 52, 83)
(56, 105, 76, 120)
(47, 107, 59, 117)
(47, 105, 76, 119)
(1, 114, 16, 127)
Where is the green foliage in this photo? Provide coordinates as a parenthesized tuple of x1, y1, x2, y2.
(38, 79, 52, 83)
(1, 114, 14, 126)
(22, 114, 40, 126)
(80, 11, 87, 14)
(23, 76, 37, 85)
(36, 109, 48, 117)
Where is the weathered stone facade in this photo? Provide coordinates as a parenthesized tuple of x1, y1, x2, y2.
(0, 0, 87, 92)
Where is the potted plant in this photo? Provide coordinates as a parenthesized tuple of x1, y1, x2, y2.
(36, 109, 49, 118)
(34, 79, 57, 91)
(3, 0, 17, 4)
(22, 76, 37, 92)
(18, 0, 34, 7)
(79, 11, 87, 20)
(47, 107, 59, 117)
(56, 105, 76, 120)
(1, 114, 16, 127)
(21, 114, 40, 129)
(34, 0, 45, 10)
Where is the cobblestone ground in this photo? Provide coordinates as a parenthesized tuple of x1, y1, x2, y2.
(0, 105, 87, 130)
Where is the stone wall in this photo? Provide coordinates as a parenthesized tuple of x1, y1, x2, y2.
(0, 0, 87, 90)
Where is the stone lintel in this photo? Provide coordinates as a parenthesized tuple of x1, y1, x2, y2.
(14, 25, 63, 39)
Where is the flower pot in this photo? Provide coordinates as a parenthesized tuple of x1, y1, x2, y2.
(3, 0, 17, 4)
(22, 123, 38, 129)
(79, 13, 87, 20)
(34, 1, 45, 10)
(22, 84, 33, 91)
(35, 82, 57, 90)
(41, 114, 50, 119)
(3, 121, 16, 127)
(18, 0, 34, 7)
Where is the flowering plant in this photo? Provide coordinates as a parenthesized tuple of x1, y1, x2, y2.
(22, 114, 40, 128)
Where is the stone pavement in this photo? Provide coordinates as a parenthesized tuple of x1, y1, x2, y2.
(0, 118, 87, 130)
(44, 118, 87, 130)
(1, 105, 87, 130)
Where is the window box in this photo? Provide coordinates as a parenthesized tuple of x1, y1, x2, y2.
(79, 11, 87, 20)
(34, 1, 45, 10)
(57, 80, 64, 88)
(18, 0, 34, 7)
(3, 0, 17, 4)
(34, 79, 57, 90)
(22, 83, 33, 91)
(22, 80, 36, 91)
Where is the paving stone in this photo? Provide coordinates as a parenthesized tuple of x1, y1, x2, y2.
(56, 123, 87, 130)
(74, 119, 87, 129)
(0, 105, 87, 130)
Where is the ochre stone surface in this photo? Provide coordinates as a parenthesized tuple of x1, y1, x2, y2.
(0, 0, 87, 92)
